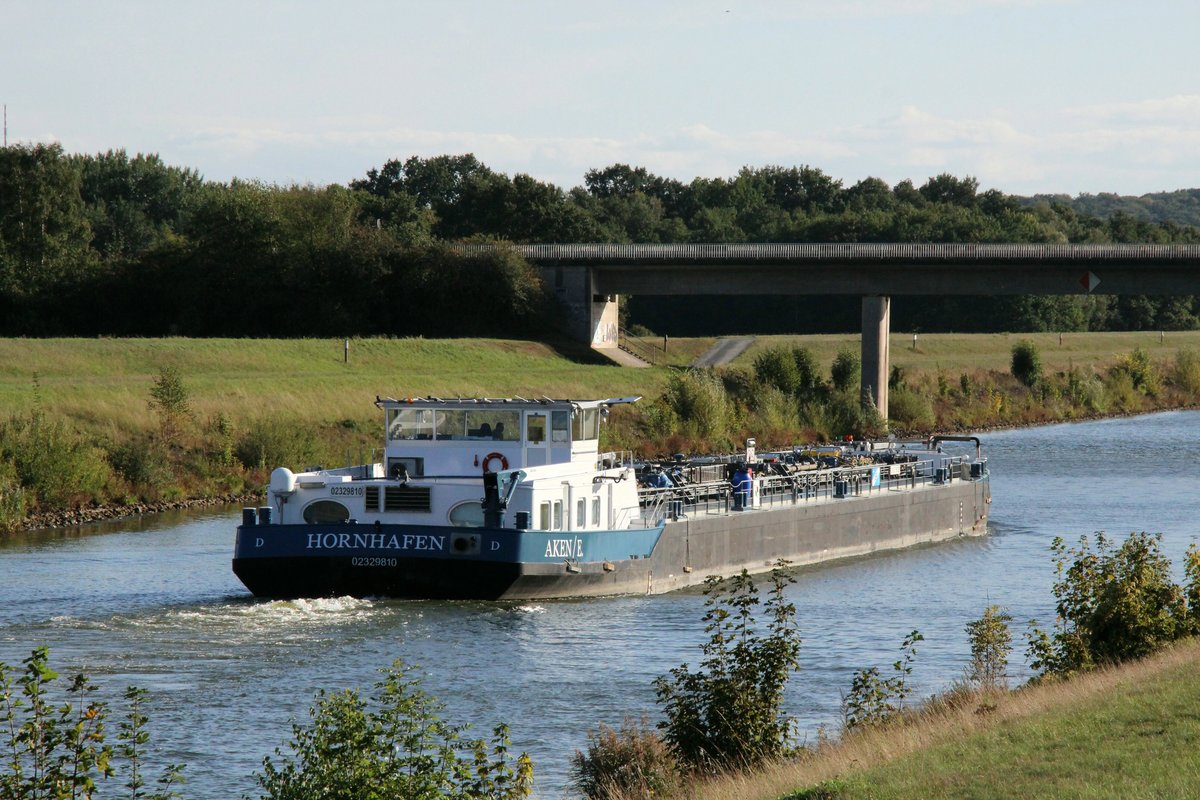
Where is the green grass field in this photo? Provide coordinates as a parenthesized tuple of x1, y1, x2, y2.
(2, 337, 670, 434)
(678, 639, 1200, 800)
(745, 330, 1200, 375)
(5, 331, 1198, 438)
(800, 643, 1200, 799)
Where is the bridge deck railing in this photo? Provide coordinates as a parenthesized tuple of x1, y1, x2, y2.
(453, 242, 1200, 262)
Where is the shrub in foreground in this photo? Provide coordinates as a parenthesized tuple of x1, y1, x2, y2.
(1027, 531, 1198, 678)
(654, 564, 801, 774)
(965, 605, 1013, 691)
(0, 647, 184, 800)
(841, 630, 923, 731)
(255, 658, 532, 800)
(571, 716, 679, 800)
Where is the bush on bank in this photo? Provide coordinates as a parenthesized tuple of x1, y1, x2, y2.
(654, 567, 802, 774)
(0, 650, 529, 800)
(256, 659, 532, 800)
(0, 647, 184, 800)
(1027, 532, 1200, 678)
(570, 717, 680, 800)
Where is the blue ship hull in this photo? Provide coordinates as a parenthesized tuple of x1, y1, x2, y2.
(232, 522, 666, 600)
(232, 470, 990, 600)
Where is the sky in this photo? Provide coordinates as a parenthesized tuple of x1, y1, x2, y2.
(4, 0, 1199, 197)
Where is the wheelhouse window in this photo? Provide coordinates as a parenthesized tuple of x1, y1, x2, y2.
(551, 411, 570, 443)
(526, 413, 546, 444)
(591, 497, 601, 527)
(388, 408, 433, 440)
(572, 408, 599, 441)
(388, 407, 520, 442)
(576, 499, 586, 528)
(434, 409, 467, 439)
(465, 410, 520, 441)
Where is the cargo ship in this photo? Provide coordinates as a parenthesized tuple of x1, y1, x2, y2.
(232, 395, 990, 600)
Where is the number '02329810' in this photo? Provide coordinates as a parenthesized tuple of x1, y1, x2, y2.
(351, 557, 397, 567)
(331, 486, 364, 497)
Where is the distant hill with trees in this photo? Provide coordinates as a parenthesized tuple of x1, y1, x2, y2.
(1020, 189, 1200, 229)
(1, 144, 1198, 337)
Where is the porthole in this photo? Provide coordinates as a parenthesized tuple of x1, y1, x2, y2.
(303, 500, 350, 524)
(448, 501, 485, 528)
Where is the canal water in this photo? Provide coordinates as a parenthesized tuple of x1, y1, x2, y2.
(1, 411, 1197, 798)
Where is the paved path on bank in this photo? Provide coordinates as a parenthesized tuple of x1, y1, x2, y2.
(691, 336, 755, 367)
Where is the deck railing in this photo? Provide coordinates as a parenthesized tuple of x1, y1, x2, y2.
(637, 454, 981, 525)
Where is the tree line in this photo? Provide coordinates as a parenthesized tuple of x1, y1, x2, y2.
(1025, 188, 1200, 230)
(2, 143, 1199, 337)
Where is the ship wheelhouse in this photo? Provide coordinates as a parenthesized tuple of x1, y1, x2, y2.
(269, 397, 641, 534)
(380, 397, 604, 478)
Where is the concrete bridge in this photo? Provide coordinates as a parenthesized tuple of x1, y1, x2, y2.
(458, 243, 1200, 417)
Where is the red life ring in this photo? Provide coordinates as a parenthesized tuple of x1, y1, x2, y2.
(482, 452, 509, 473)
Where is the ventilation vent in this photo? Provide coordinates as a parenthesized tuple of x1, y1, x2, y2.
(385, 486, 432, 512)
(364, 485, 381, 511)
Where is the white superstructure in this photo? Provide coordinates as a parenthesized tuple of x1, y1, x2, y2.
(264, 396, 646, 533)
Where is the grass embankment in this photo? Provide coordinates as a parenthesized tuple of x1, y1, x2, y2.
(7, 331, 1196, 429)
(0, 337, 668, 431)
(3, 331, 1199, 530)
(682, 639, 1200, 800)
(746, 330, 1200, 375)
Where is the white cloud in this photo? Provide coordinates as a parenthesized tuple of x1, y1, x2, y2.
(886, 106, 1031, 146)
(8, 132, 62, 147)
(1065, 94, 1200, 127)
(166, 123, 860, 188)
(152, 91, 1200, 196)
(765, 0, 1075, 19)
(821, 102, 1200, 194)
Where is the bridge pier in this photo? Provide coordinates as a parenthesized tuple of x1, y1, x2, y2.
(861, 296, 890, 422)
(542, 265, 620, 350)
